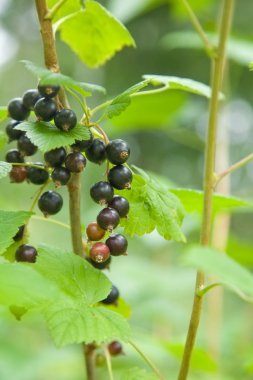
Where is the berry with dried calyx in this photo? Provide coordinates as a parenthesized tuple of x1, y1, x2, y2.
(27, 163, 49, 185)
(5, 120, 24, 142)
(108, 341, 123, 356)
(86, 222, 106, 241)
(101, 285, 119, 305)
(5, 149, 24, 163)
(85, 139, 106, 164)
(65, 152, 86, 173)
(9, 166, 27, 183)
(106, 139, 130, 165)
(22, 89, 42, 110)
(38, 84, 60, 98)
(17, 135, 37, 156)
(89, 242, 110, 263)
(34, 97, 57, 121)
(44, 147, 66, 167)
(90, 181, 114, 205)
(97, 207, 120, 232)
(108, 196, 129, 218)
(38, 190, 63, 216)
(15, 244, 37, 263)
(8, 97, 30, 121)
(86, 255, 111, 270)
(54, 109, 77, 131)
(52, 167, 71, 187)
(106, 234, 128, 256)
(108, 165, 132, 190)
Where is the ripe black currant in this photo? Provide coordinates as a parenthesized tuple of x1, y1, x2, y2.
(106, 234, 128, 256)
(101, 285, 119, 305)
(38, 84, 60, 98)
(5, 149, 24, 163)
(108, 165, 132, 190)
(89, 242, 110, 263)
(13, 225, 26, 242)
(65, 152, 86, 173)
(44, 147, 66, 167)
(54, 109, 77, 131)
(108, 196, 129, 217)
(108, 341, 123, 356)
(85, 139, 106, 164)
(71, 130, 93, 151)
(52, 167, 71, 187)
(22, 89, 42, 110)
(86, 222, 106, 241)
(34, 97, 57, 121)
(5, 120, 24, 142)
(27, 163, 49, 185)
(106, 139, 130, 165)
(9, 166, 27, 183)
(15, 244, 37, 263)
(38, 190, 63, 216)
(17, 135, 37, 156)
(90, 181, 114, 205)
(86, 255, 111, 270)
(97, 207, 120, 232)
(8, 98, 30, 121)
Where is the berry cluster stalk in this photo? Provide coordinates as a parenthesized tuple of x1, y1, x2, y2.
(34, 1, 96, 379)
(177, 1, 234, 379)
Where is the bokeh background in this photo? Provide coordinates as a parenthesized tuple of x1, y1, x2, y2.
(1, 0, 253, 379)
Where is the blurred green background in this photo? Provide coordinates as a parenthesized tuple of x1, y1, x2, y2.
(1, 0, 253, 379)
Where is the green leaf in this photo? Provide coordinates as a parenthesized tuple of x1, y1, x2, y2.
(15, 121, 90, 152)
(36, 245, 131, 347)
(0, 107, 8, 122)
(48, 0, 80, 22)
(22, 60, 105, 96)
(117, 169, 185, 242)
(58, 1, 135, 68)
(102, 297, 132, 319)
(0, 161, 12, 180)
(120, 367, 157, 380)
(0, 210, 32, 254)
(0, 131, 8, 149)
(227, 236, 253, 267)
(182, 245, 253, 301)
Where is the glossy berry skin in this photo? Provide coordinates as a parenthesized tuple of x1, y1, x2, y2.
(108, 165, 132, 190)
(52, 167, 71, 187)
(71, 130, 93, 151)
(8, 97, 30, 121)
(97, 207, 120, 232)
(108, 196, 129, 218)
(90, 181, 114, 205)
(106, 234, 128, 256)
(5, 120, 23, 142)
(86, 222, 105, 241)
(65, 152, 86, 173)
(38, 84, 60, 98)
(9, 166, 27, 183)
(101, 285, 119, 305)
(44, 147, 66, 167)
(34, 97, 57, 121)
(86, 255, 111, 270)
(27, 163, 49, 185)
(106, 139, 130, 165)
(18, 135, 37, 156)
(5, 149, 24, 163)
(15, 244, 37, 263)
(22, 89, 42, 110)
(13, 225, 25, 242)
(54, 109, 77, 131)
(89, 242, 110, 263)
(38, 190, 63, 216)
(85, 139, 106, 165)
(108, 341, 123, 356)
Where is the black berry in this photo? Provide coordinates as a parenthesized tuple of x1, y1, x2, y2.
(27, 163, 49, 185)
(101, 285, 119, 305)
(5, 149, 24, 163)
(15, 244, 37, 263)
(9, 166, 27, 183)
(89, 242, 110, 263)
(108, 341, 123, 356)
(85, 139, 106, 164)
(71, 130, 93, 151)
(44, 147, 66, 167)
(38, 84, 60, 98)
(8, 98, 30, 121)
(13, 225, 26, 242)
(5, 120, 24, 142)
(108, 196, 129, 217)
(97, 207, 120, 232)
(106, 139, 130, 165)
(90, 181, 114, 205)
(54, 109, 77, 131)
(86, 222, 106, 241)
(52, 167, 71, 187)
(106, 234, 128, 256)
(108, 165, 132, 190)
(22, 89, 42, 110)
(34, 97, 57, 121)
(86, 255, 111, 270)
(38, 190, 63, 216)
(17, 135, 37, 156)
(65, 152, 86, 173)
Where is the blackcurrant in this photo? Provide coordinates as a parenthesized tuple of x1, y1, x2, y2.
(108, 341, 123, 356)
(38, 84, 60, 98)
(65, 152, 86, 173)
(101, 285, 119, 305)
(86, 222, 106, 241)
(34, 97, 57, 121)
(13, 225, 26, 242)
(22, 89, 42, 110)
(106, 234, 128, 256)
(44, 147, 66, 167)
(71, 130, 93, 151)
(85, 139, 106, 164)
(86, 256, 111, 270)
(5, 149, 24, 163)
(15, 244, 37, 263)
(38, 190, 63, 216)
(5, 120, 24, 142)
(54, 109, 77, 132)
(52, 167, 71, 187)
(8, 98, 30, 121)
(9, 166, 27, 183)
(17, 135, 37, 156)
(106, 139, 130, 165)
(27, 163, 49, 185)
(89, 242, 110, 263)
(90, 181, 114, 205)
(108, 165, 132, 190)
(97, 207, 120, 232)
(108, 196, 129, 217)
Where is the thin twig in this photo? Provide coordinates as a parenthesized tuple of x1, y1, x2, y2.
(31, 215, 70, 229)
(44, 0, 67, 20)
(103, 346, 114, 380)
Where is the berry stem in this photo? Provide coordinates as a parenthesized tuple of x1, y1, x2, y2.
(11, 162, 50, 171)
(31, 215, 71, 230)
(29, 180, 50, 213)
(177, 2, 234, 380)
(103, 346, 114, 380)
